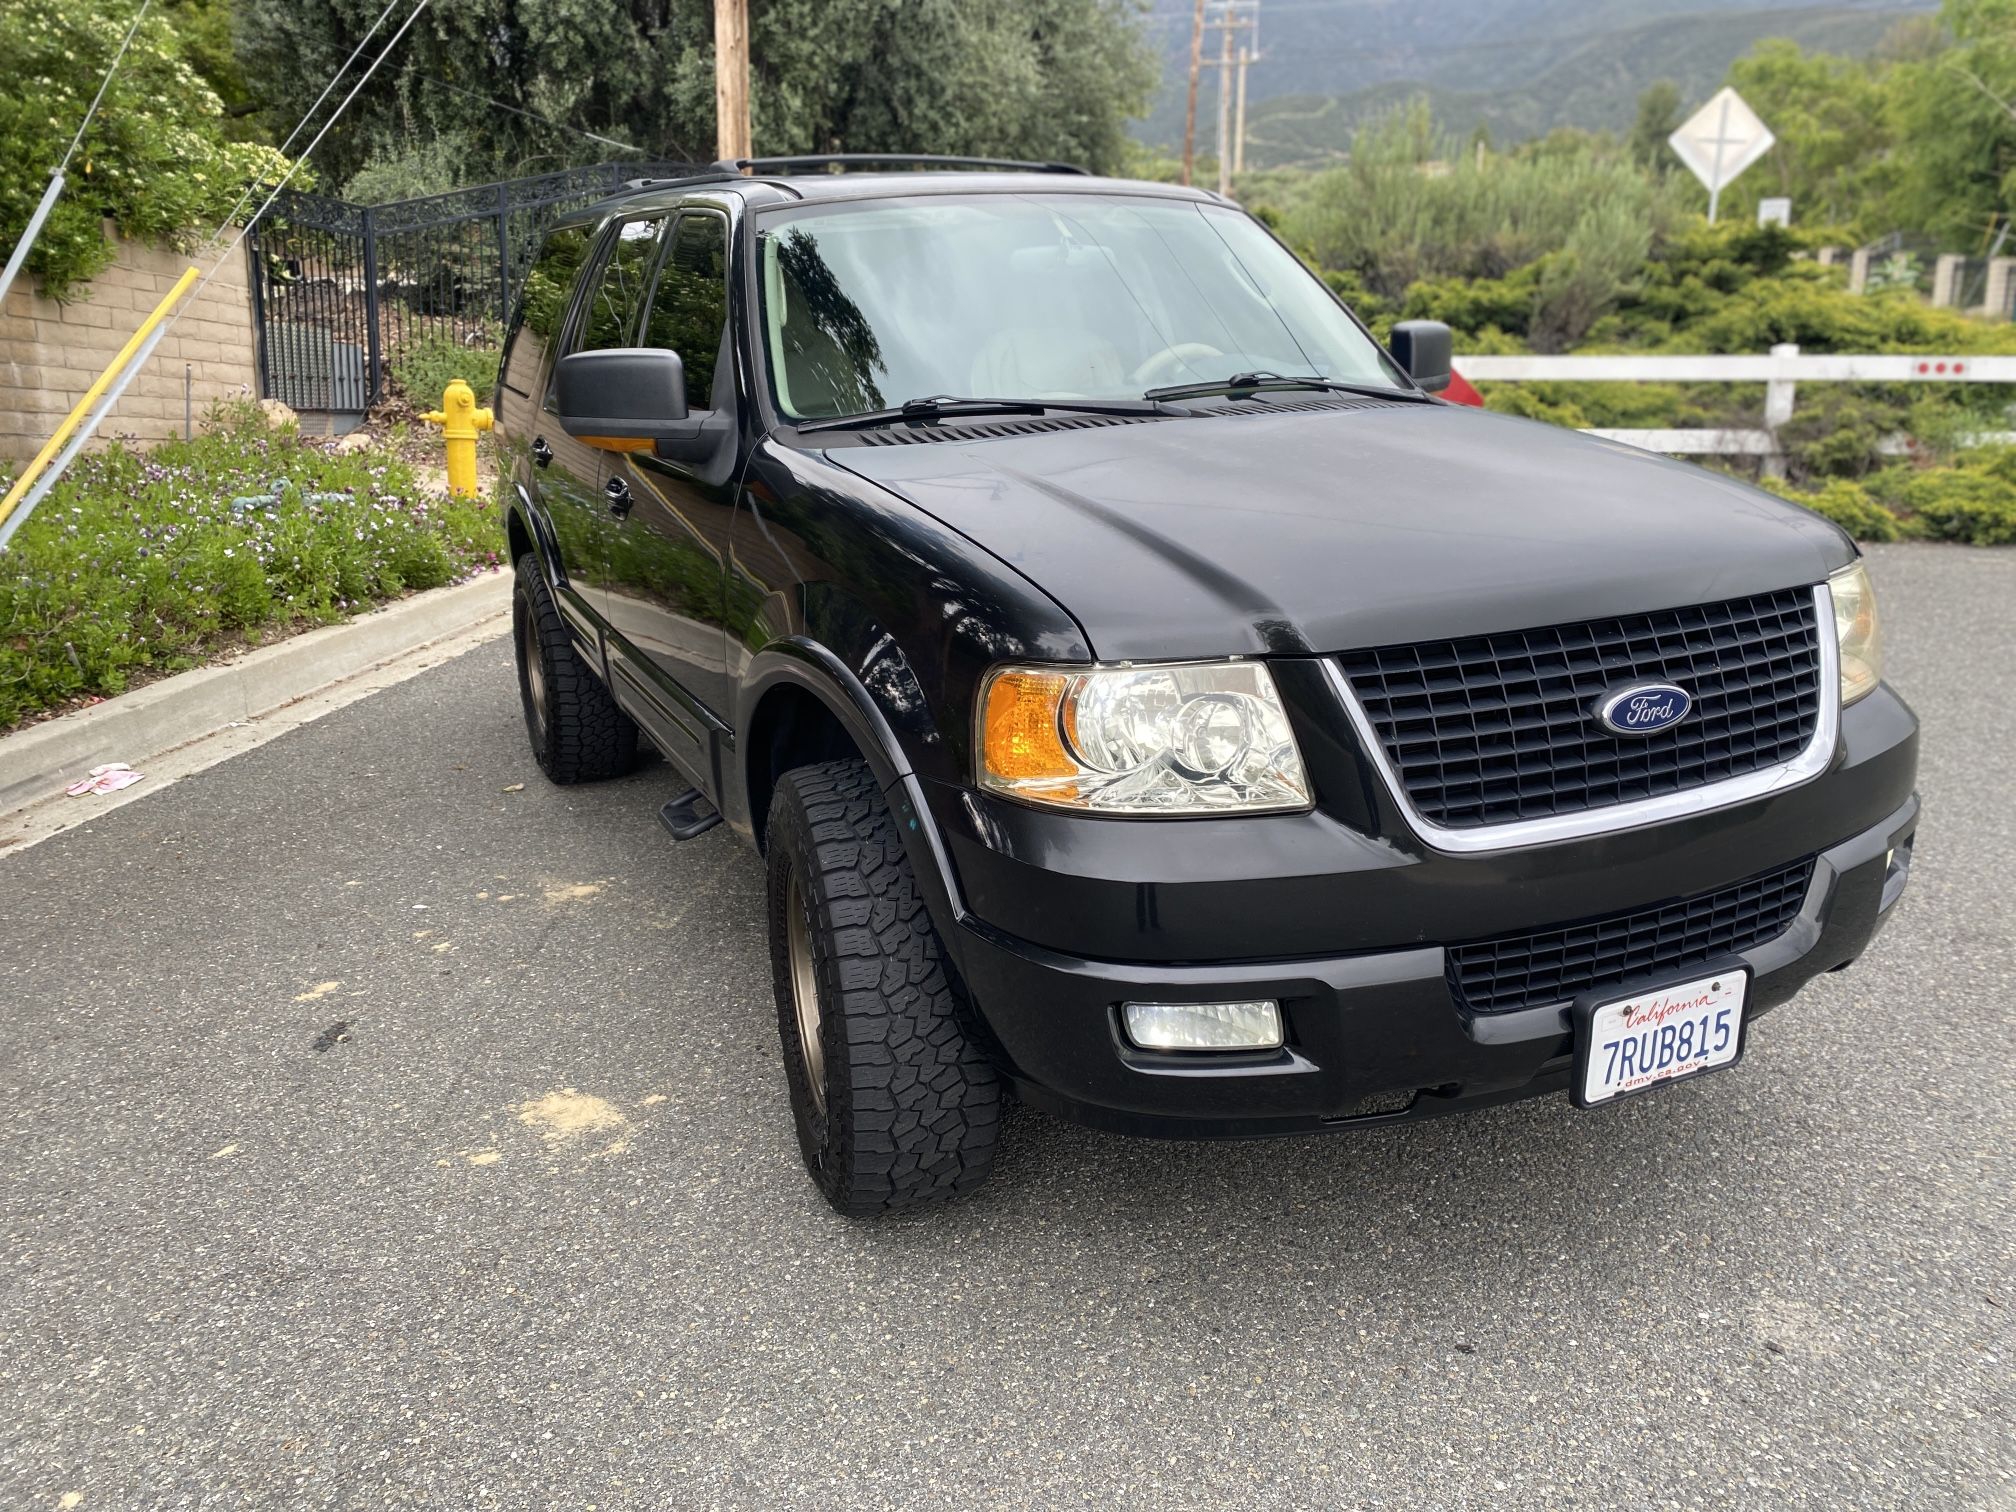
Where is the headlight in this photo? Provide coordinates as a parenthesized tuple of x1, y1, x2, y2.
(1829, 561, 1883, 705)
(978, 660, 1311, 814)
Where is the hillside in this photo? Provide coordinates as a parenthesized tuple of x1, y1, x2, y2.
(1138, 0, 1932, 161)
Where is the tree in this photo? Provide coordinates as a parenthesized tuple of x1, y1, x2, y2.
(1282, 99, 1679, 317)
(0, 0, 292, 299)
(232, 0, 1157, 192)
(1724, 40, 1892, 230)
(161, 0, 261, 134)
(1627, 81, 1680, 171)
(1884, 0, 2016, 242)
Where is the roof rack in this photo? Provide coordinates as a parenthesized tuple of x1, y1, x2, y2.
(717, 153, 1091, 177)
(619, 168, 738, 192)
(604, 153, 1089, 208)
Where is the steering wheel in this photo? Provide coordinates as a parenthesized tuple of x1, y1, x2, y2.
(1130, 343, 1227, 389)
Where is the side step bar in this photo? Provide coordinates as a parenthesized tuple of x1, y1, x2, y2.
(657, 789, 722, 842)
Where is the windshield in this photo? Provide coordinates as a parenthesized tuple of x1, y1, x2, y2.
(755, 193, 1407, 420)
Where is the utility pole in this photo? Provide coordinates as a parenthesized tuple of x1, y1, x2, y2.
(1181, 0, 1206, 186)
(1234, 46, 1251, 176)
(714, 0, 751, 162)
(1195, 1, 1258, 194)
(1215, 13, 1233, 195)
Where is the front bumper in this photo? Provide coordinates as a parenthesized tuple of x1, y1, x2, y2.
(929, 684, 1920, 1139)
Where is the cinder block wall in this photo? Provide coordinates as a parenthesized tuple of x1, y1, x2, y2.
(0, 225, 259, 461)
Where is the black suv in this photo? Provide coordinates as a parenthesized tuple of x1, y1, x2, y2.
(496, 156, 1918, 1216)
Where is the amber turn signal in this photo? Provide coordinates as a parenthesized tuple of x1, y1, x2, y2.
(980, 669, 1077, 792)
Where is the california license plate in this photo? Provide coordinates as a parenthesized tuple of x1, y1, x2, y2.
(1574, 969, 1749, 1108)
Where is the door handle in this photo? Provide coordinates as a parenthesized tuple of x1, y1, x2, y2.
(531, 436, 554, 468)
(604, 474, 632, 518)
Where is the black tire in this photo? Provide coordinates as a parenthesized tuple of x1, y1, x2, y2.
(512, 552, 638, 784)
(765, 759, 1002, 1216)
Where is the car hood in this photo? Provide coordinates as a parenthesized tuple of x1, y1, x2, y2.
(827, 403, 1854, 661)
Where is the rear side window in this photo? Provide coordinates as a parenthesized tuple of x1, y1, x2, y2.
(639, 213, 729, 407)
(578, 217, 668, 352)
(499, 223, 595, 402)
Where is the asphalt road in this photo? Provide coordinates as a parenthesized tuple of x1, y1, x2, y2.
(2, 542, 2011, 1511)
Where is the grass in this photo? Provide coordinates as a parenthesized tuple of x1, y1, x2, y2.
(0, 400, 502, 731)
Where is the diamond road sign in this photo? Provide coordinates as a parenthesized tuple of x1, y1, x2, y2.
(1669, 87, 1775, 222)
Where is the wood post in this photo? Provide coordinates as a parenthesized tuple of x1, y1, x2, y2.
(1234, 48, 1250, 176)
(1181, 0, 1205, 187)
(714, 0, 751, 163)
(1761, 342, 1798, 478)
(1215, 12, 1233, 195)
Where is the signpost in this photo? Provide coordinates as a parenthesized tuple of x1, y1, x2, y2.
(1668, 87, 1775, 224)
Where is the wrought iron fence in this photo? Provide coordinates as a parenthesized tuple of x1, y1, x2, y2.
(247, 160, 692, 412)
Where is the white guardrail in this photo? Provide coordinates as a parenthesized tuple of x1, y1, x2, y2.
(1456, 342, 2016, 466)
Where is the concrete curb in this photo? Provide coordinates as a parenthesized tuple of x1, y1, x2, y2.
(0, 572, 511, 813)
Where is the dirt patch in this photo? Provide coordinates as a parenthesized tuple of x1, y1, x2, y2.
(512, 1088, 630, 1156)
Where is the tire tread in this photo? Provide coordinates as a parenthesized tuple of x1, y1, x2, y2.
(768, 759, 1000, 1215)
(514, 553, 637, 784)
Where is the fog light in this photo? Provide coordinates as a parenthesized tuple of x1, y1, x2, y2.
(1881, 836, 1913, 912)
(1122, 1000, 1282, 1052)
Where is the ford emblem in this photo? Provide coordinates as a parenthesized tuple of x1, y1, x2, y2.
(1596, 682, 1693, 736)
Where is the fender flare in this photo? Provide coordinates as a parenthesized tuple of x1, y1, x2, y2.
(738, 638, 973, 935)
(506, 484, 564, 585)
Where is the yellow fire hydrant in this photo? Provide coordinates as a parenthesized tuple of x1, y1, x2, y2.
(421, 378, 493, 498)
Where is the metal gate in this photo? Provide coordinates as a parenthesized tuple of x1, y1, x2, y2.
(247, 160, 690, 419)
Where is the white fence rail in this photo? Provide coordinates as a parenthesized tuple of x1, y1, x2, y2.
(1456, 343, 2016, 469)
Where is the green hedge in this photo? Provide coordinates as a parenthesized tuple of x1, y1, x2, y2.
(388, 324, 503, 408)
(1763, 451, 2016, 545)
(0, 402, 498, 729)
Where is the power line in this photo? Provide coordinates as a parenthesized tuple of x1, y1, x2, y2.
(4, 0, 438, 545)
(212, 0, 411, 236)
(427, 78, 649, 156)
(161, 0, 436, 364)
(0, 0, 157, 314)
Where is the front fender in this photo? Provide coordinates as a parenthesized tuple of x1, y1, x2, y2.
(506, 482, 565, 588)
(732, 640, 975, 934)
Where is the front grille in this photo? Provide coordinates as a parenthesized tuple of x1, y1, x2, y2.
(1338, 587, 1823, 830)
(1447, 857, 1815, 1014)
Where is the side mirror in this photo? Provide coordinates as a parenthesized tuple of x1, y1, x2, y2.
(1388, 320, 1453, 394)
(555, 348, 688, 444)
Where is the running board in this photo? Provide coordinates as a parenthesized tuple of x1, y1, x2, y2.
(657, 789, 722, 842)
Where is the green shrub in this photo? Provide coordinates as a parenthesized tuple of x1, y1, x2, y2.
(1760, 449, 2016, 545)
(1480, 380, 1730, 432)
(1774, 388, 1912, 481)
(1278, 99, 1683, 304)
(1884, 458, 2016, 546)
(344, 135, 478, 206)
(389, 324, 503, 407)
(0, 402, 497, 729)
(1403, 267, 1542, 340)
(1759, 477, 1908, 542)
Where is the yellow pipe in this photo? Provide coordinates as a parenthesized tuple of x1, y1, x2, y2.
(0, 264, 200, 527)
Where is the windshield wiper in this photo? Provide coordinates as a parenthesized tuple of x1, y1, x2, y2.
(1143, 371, 1427, 403)
(796, 394, 1167, 434)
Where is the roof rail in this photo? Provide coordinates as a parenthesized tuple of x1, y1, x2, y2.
(619, 168, 734, 192)
(715, 153, 1092, 177)
(610, 167, 807, 201)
